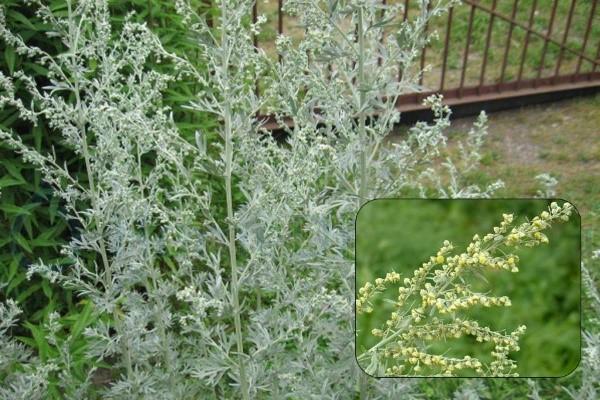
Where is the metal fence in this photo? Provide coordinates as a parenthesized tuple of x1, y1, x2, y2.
(250, 0, 600, 123)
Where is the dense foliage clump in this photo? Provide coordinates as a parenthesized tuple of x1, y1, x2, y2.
(0, 1, 597, 399)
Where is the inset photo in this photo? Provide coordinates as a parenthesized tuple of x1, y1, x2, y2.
(355, 199, 580, 378)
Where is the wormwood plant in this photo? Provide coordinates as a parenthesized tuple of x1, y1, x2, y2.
(0, 0, 570, 398)
(356, 202, 574, 377)
(0, 0, 498, 398)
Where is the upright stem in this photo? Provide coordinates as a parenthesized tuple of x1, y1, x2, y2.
(137, 146, 172, 378)
(357, 6, 368, 207)
(78, 112, 132, 378)
(69, 5, 133, 374)
(221, 1, 249, 398)
(225, 104, 249, 399)
(357, 7, 369, 399)
(359, 372, 369, 399)
(77, 96, 136, 377)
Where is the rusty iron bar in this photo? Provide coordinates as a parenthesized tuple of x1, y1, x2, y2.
(418, 1, 431, 87)
(439, 6, 453, 91)
(327, 0, 333, 75)
(278, 0, 283, 34)
(536, 0, 558, 85)
(204, 0, 213, 28)
(353, 10, 358, 86)
(253, 1, 259, 97)
(554, 0, 577, 79)
(575, 0, 597, 76)
(252, 1, 258, 48)
(378, 0, 387, 67)
(595, 40, 600, 73)
(499, 0, 519, 88)
(278, 0, 283, 62)
(478, 0, 497, 93)
(516, 0, 538, 89)
(458, 3, 476, 98)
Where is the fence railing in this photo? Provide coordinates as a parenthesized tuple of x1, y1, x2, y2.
(249, 0, 600, 125)
(396, 0, 600, 112)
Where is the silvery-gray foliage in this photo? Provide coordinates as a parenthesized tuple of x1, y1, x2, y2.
(534, 173, 558, 198)
(562, 264, 600, 400)
(175, 0, 499, 397)
(452, 379, 489, 400)
(2, 0, 593, 399)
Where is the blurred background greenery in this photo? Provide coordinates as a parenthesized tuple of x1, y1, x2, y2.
(356, 199, 580, 377)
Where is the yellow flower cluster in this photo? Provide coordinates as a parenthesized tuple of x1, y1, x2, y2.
(356, 271, 400, 313)
(433, 294, 511, 314)
(397, 318, 523, 348)
(504, 202, 573, 247)
(385, 346, 483, 376)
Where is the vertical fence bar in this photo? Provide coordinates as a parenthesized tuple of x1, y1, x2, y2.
(458, 3, 476, 98)
(499, 0, 519, 90)
(252, 1, 258, 48)
(575, 0, 597, 78)
(478, 0, 497, 93)
(326, 0, 334, 77)
(554, 0, 577, 79)
(418, 1, 431, 87)
(253, 1, 259, 96)
(536, 0, 558, 85)
(594, 40, 600, 73)
(278, 0, 283, 62)
(378, 0, 387, 67)
(204, 0, 213, 28)
(352, 16, 358, 85)
(278, 0, 283, 35)
(516, 0, 537, 88)
(439, 6, 453, 91)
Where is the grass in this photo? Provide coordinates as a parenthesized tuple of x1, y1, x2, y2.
(450, 93, 600, 224)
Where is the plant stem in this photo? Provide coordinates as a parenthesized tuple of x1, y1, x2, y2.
(68, 44, 133, 377)
(356, 6, 369, 398)
(225, 103, 249, 400)
(135, 141, 173, 378)
(359, 371, 369, 399)
(78, 113, 133, 378)
(68, 0, 135, 372)
(357, 5, 368, 207)
(221, 0, 249, 398)
(358, 317, 412, 362)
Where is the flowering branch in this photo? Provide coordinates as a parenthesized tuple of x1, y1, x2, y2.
(357, 202, 574, 377)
